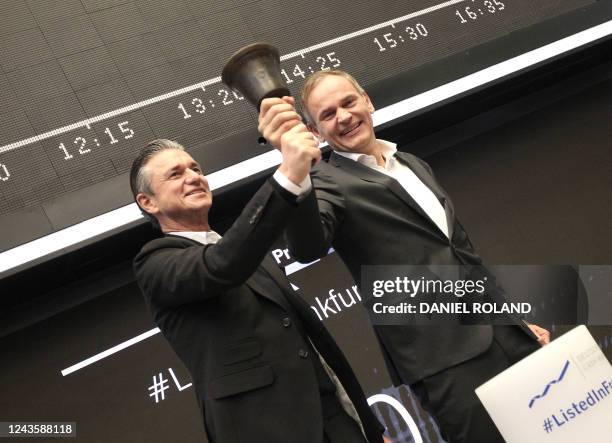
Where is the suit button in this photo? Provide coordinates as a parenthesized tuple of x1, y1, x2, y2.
(282, 317, 291, 327)
(298, 349, 309, 359)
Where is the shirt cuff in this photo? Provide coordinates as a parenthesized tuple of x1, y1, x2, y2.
(272, 170, 312, 197)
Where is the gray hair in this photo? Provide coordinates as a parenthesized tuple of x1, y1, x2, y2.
(129, 139, 186, 228)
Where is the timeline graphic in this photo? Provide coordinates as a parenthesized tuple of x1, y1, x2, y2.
(0, 0, 604, 269)
(0, 0, 594, 213)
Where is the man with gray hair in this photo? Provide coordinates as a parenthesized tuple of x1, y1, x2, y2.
(259, 70, 549, 443)
(130, 136, 389, 443)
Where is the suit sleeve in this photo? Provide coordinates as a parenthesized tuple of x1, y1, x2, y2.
(284, 166, 346, 263)
(134, 178, 299, 307)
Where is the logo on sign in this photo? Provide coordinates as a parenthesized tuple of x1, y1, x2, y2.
(528, 360, 570, 409)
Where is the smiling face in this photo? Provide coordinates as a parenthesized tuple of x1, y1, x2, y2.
(304, 75, 377, 155)
(136, 149, 212, 232)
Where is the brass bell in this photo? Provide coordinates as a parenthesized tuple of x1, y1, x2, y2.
(222, 43, 290, 111)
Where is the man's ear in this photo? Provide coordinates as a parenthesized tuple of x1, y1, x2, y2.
(136, 193, 159, 216)
(363, 91, 375, 113)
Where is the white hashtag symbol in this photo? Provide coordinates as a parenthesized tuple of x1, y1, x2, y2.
(148, 372, 170, 403)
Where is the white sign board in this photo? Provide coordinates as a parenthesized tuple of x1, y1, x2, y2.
(476, 325, 612, 442)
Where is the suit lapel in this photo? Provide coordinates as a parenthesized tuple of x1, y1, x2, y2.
(251, 258, 334, 346)
(257, 257, 327, 339)
(395, 152, 455, 240)
(330, 152, 428, 219)
(246, 255, 294, 313)
(331, 151, 454, 240)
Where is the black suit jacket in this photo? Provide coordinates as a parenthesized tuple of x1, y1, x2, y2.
(133, 178, 383, 443)
(286, 151, 538, 384)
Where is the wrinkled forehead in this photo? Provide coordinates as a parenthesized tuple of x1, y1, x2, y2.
(311, 75, 361, 100)
(146, 149, 197, 175)
(306, 76, 362, 115)
(322, 76, 362, 99)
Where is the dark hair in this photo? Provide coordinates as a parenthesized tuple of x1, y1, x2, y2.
(129, 139, 185, 228)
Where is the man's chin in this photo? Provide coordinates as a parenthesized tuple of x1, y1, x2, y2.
(186, 193, 211, 204)
(336, 140, 368, 154)
(184, 199, 212, 212)
(336, 134, 373, 152)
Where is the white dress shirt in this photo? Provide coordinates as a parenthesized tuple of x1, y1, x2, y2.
(272, 169, 311, 196)
(168, 230, 221, 244)
(336, 140, 449, 238)
(275, 140, 449, 238)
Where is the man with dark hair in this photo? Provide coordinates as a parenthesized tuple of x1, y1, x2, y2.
(130, 136, 389, 443)
(258, 70, 549, 443)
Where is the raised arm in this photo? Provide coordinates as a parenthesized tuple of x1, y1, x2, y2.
(285, 166, 346, 262)
(258, 97, 345, 263)
(134, 123, 321, 307)
(134, 178, 300, 306)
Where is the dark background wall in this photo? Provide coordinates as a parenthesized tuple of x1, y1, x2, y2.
(428, 68, 612, 266)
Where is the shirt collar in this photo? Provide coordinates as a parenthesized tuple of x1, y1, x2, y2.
(167, 230, 221, 245)
(334, 139, 397, 165)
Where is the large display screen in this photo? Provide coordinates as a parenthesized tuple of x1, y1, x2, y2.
(0, 0, 608, 274)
